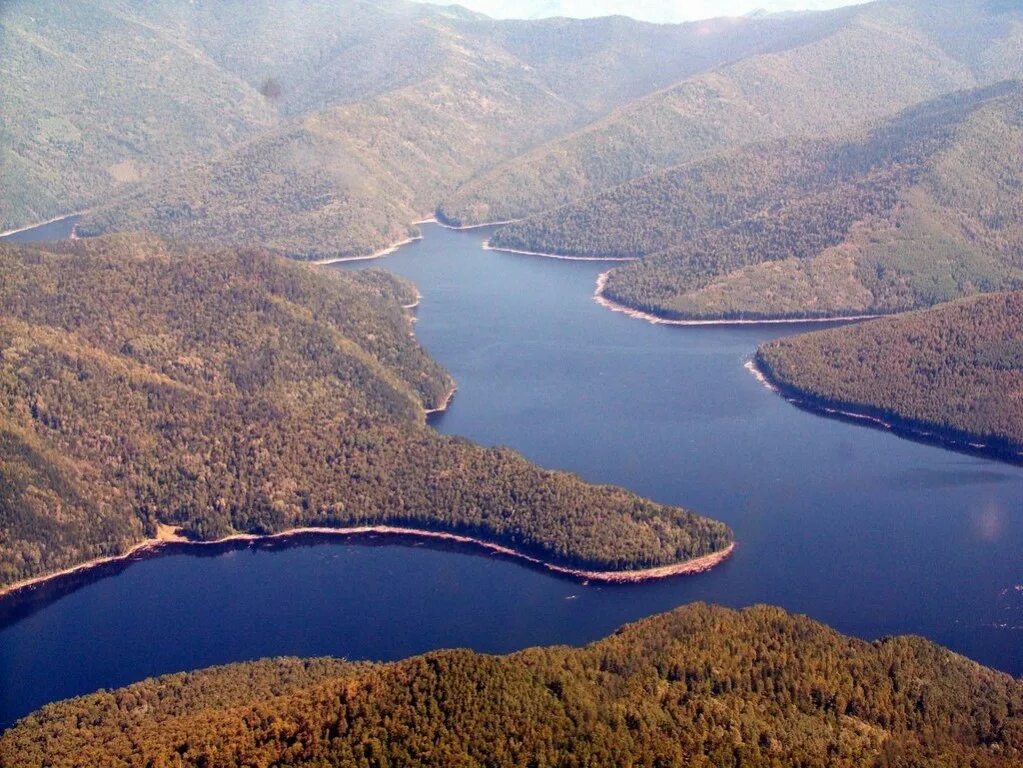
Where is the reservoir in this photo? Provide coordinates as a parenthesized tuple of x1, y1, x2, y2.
(1, 223, 1021, 729)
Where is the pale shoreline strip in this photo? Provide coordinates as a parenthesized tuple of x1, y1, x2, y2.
(0, 211, 87, 239)
(744, 356, 1022, 461)
(483, 241, 639, 262)
(313, 234, 422, 265)
(744, 356, 893, 428)
(593, 271, 882, 327)
(435, 218, 522, 231)
(425, 385, 457, 415)
(743, 359, 778, 392)
(0, 528, 735, 601)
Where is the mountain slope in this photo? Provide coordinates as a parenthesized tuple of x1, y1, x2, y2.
(0, 234, 731, 588)
(4, 0, 863, 257)
(756, 291, 1023, 461)
(494, 81, 1023, 320)
(0, 0, 273, 232)
(74, 48, 586, 259)
(440, 0, 1023, 227)
(4, 603, 1022, 767)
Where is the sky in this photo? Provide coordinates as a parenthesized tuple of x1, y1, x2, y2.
(451, 0, 867, 24)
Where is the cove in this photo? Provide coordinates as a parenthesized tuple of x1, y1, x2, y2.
(1, 223, 1022, 730)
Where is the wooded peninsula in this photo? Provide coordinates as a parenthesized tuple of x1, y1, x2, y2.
(756, 291, 1023, 462)
(0, 234, 732, 590)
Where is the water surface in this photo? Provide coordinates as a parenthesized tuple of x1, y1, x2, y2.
(1, 223, 1020, 728)
(0, 215, 79, 243)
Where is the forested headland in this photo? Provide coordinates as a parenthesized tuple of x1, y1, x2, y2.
(4, 603, 1022, 767)
(0, 234, 732, 589)
(756, 291, 1023, 461)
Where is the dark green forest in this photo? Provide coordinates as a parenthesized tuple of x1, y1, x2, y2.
(5, 0, 1023, 761)
(757, 291, 1023, 458)
(0, 235, 731, 587)
(4, 603, 1022, 767)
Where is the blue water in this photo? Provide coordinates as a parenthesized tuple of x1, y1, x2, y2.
(1, 223, 1021, 729)
(0, 215, 79, 243)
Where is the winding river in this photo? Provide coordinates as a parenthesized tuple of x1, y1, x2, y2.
(1, 222, 1021, 729)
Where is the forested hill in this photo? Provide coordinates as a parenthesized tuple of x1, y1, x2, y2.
(4, 603, 1022, 767)
(498, 81, 1023, 321)
(757, 291, 1023, 461)
(2, 0, 840, 258)
(10, 1, 1022, 260)
(440, 0, 1023, 228)
(0, 234, 731, 588)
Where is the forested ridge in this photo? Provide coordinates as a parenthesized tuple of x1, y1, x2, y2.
(3, 0, 836, 258)
(4, 603, 1023, 767)
(0, 234, 731, 588)
(440, 0, 1023, 228)
(757, 291, 1023, 459)
(494, 81, 1023, 321)
(6, 0, 1023, 761)
(12, 0, 1023, 262)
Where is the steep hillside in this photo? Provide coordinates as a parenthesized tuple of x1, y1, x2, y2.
(495, 82, 1023, 320)
(0, 0, 273, 232)
(2, 0, 864, 255)
(4, 603, 1022, 767)
(440, 0, 1023, 227)
(69, 3, 847, 260)
(74, 50, 585, 260)
(756, 291, 1023, 461)
(118, 0, 482, 116)
(0, 235, 731, 588)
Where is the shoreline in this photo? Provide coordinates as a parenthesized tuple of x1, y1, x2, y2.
(401, 291, 422, 311)
(313, 234, 422, 265)
(0, 526, 735, 603)
(593, 271, 882, 327)
(483, 241, 639, 262)
(0, 211, 87, 239)
(747, 355, 1023, 465)
(425, 384, 457, 415)
(434, 217, 521, 231)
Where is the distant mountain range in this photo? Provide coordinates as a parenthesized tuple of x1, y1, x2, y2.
(9, 0, 1022, 300)
(3, 0, 841, 256)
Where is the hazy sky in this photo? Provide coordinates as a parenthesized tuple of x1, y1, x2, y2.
(452, 0, 867, 24)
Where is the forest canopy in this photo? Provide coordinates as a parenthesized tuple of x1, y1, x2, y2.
(491, 82, 1023, 321)
(3, 603, 1022, 767)
(0, 234, 731, 588)
(756, 291, 1023, 460)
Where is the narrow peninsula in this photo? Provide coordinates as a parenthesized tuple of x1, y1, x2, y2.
(0, 234, 733, 594)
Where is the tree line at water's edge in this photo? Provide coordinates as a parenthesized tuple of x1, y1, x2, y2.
(491, 82, 1023, 322)
(0, 234, 731, 588)
(757, 290, 1023, 460)
(3, 603, 1022, 767)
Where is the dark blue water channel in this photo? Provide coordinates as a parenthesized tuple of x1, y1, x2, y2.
(1, 222, 1021, 729)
